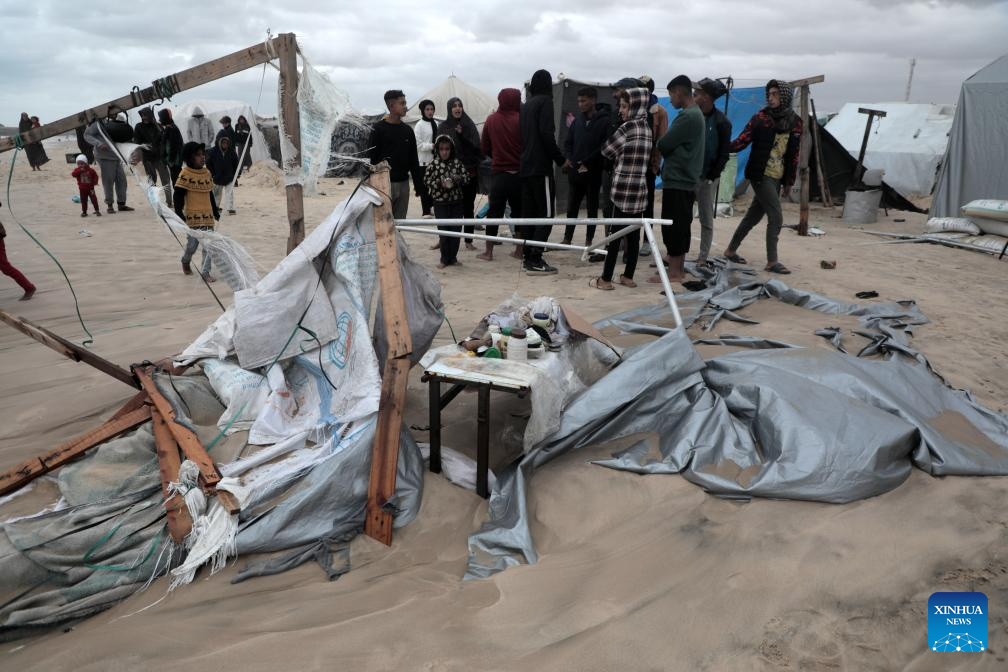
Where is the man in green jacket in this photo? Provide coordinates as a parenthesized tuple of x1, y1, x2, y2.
(653, 75, 705, 283)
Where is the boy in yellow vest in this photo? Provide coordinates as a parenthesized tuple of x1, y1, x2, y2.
(174, 142, 220, 281)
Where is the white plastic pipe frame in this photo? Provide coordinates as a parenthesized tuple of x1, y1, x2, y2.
(395, 217, 683, 329)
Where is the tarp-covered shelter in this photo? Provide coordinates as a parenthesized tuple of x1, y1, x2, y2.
(932, 54, 1008, 218)
(404, 76, 497, 128)
(170, 100, 271, 164)
(825, 102, 954, 200)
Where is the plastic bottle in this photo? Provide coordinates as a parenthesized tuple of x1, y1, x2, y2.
(508, 329, 527, 362)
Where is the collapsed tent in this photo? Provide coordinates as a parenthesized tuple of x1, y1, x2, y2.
(0, 188, 443, 636)
(170, 100, 271, 164)
(825, 102, 954, 201)
(932, 53, 1008, 218)
(466, 261, 1008, 577)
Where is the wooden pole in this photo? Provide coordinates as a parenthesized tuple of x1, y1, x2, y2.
(809, 98, 832, 207)
(0, 310, 139, 389)
(797, 84, 811, 236)
(0, 38, 284, 154)
(277, 32, 306, 253)
(151, 407, 194, 543)
(364, 162, 413, 546)
(852, 107, 888, 186)
(0, 406, 151, 496)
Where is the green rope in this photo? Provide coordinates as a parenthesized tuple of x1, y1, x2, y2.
(83, 525, 164, 572)
(6, 148, 94, 345)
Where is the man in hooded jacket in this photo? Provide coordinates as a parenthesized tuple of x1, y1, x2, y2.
(84, 109, 133, 213)
(479, 87, 523, 261)
(562, 87, 610, 247)
(133, 107, 172, 206)
(520, 69, 570, 274)
(187, 106, 215, 149)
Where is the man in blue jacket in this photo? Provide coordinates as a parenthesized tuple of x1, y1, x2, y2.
(561, 87, 610, 248)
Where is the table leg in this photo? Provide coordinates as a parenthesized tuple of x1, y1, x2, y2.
(429, 377, 442, 474)
(476, 384, 490, 498)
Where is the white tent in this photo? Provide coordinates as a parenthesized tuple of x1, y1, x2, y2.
(825, 102, 954, 200)
(404, 76, 498, 128)
(932, 54, 1008, 218)
(170, 99, 272, 164)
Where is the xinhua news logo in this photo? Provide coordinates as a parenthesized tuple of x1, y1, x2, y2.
(929, 592, 987, 653)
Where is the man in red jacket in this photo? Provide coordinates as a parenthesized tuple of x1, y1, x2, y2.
(478, 88, 523, 262)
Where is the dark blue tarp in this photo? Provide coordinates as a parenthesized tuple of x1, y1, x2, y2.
(655, 86, 765, 190)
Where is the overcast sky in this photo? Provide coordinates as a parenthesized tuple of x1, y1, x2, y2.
(2, 0, 1007, 126)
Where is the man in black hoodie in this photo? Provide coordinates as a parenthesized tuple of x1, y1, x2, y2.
(133, 107, 172, 206)
(561, 87, 610, 248)
(520, 69, 570, 275)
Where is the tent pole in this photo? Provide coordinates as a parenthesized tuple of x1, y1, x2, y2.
(278, 33, 306, 253)
(810, 98, 833, 207)
(798, 85, 811, 236)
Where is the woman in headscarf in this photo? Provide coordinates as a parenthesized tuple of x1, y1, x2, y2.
(721, 79, 802, 274)
(28, 116, 49, 169)
(414, 99, 438, 218)
(437, 97, 483, 249)
(233, 115, 254, 182)
(19, 113, 45, 171)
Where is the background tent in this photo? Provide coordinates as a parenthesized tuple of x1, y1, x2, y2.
(825, 102, 954, 201)
(932, 54, 1008, 218)
(170, 100, 271, 164)
(404, 76, 497, 128)
(656, 85, 765, 194)
(546, 76, 618, 213)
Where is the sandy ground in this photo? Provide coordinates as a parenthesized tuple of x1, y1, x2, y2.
(1, 141, 1007, 671)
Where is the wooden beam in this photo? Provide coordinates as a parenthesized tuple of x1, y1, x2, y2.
(0, 37, 283, 154)
(0, 310, 139, 389)
(364, 163, 414, 545)
(785, 75, 825, 88)
(151, 407, 194, 543)
(134, 367, 222, 489)
(810, 98, 833, 207)
(278, 32, 306, 253)
(0, 406, 151, 496)
(369, 163, 413, 359)
(798, 85, 811, 236)
(364, 357, 411, 545)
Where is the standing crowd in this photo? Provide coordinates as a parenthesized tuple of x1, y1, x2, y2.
(369, 71, 802, 287)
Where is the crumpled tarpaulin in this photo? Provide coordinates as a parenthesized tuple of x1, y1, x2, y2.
(466, 268, 1008, 578)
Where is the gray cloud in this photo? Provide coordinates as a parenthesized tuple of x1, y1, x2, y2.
(1, 0, 1006, 126)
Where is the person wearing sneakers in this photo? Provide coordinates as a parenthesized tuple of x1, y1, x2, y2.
(520, 69, 571, 275)
(0, 214, 36, 301)
(71, 155, 101, 218)
(722, 79, 802, 275)
(591, 87, 652, 291)
(84, 110, 134, 214)
(174, 142, 220, 281)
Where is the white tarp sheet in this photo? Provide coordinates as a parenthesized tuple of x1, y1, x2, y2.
(826, 102, 953, 199)
(171, 100, 271, 164)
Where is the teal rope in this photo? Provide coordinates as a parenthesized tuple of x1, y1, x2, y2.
(83, 525, 164, 572)
(6, 149, 95, 345)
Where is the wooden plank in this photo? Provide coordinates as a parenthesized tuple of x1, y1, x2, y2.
(798, 85, 811, 236)
(0, 37, 283, 154)
(135, 367, 222, 488)
(107, 391, 149, 422)
(0, 406, 151, 496)
(368, 163, 413, 359)
(150, 407, 193, 543)
(364, 356, 411, 545)
(0, 310, 139, 389)
(810, 98, 833, 207)
(278, 32, 306, 253)
(785, 75, 825, 88)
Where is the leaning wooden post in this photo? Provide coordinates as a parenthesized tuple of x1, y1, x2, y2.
(809, 97, 833, 207)
(364, 162, 413, 546)
(277, 32, 306, 253)
(797, 84, 811, 236)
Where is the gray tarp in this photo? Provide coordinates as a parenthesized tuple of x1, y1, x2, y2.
(932, 53, 1008, 218)
(466, 269, 1008, 578)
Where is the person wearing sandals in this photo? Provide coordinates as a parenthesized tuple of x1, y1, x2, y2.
(591, 87, 652, 291)
(722, 80, 803, 275)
